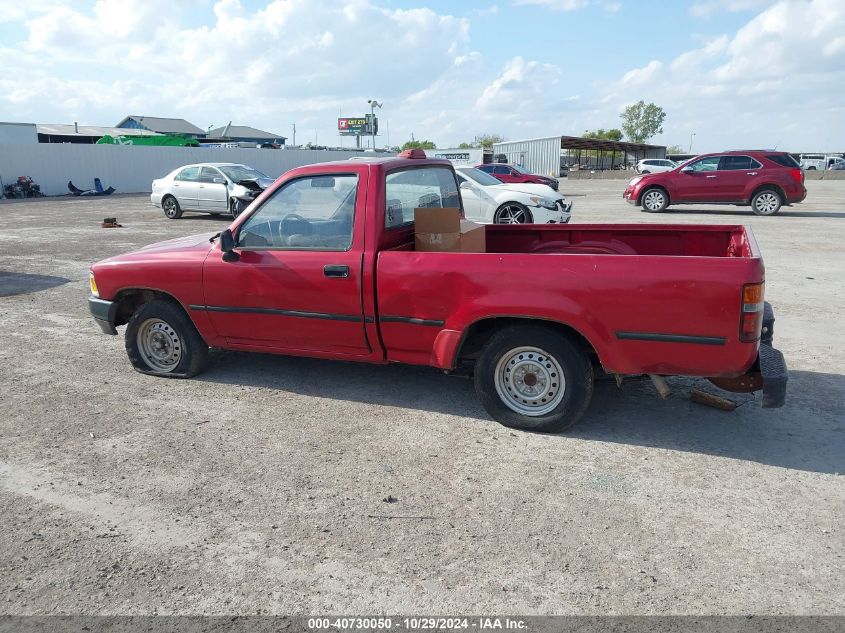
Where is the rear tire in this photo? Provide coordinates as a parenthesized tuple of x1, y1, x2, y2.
(125, 299, 208, 378)
(162, 196, 182, 219)
(474, 325, 594, 433)
(641, 187, 668, 212)
(751, 189, 782, 216)
(641, 170, 650, 174)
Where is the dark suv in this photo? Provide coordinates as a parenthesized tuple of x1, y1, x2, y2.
(623, 151, 806, 216)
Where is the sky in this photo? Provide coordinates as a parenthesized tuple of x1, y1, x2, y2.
(0, 0, 843, 152)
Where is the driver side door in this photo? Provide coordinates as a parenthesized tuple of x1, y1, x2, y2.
(200, 171, 370, 356)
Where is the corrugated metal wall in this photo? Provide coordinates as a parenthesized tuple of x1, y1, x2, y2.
(491, 137, 562, 177)
(0, 145, 392, 196)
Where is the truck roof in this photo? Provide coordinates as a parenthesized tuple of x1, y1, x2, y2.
(313, 155, 453, 169)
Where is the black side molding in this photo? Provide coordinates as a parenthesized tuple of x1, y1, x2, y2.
(379, 315, 445, 327)
(616, 331, 726, 346)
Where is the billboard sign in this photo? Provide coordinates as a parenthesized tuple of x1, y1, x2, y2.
(338, 117, 368, 136)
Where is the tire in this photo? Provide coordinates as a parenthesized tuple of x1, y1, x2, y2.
(125, 299, 209, 378)
(494, 202, 533, 224)
(230, 198, 245, 219)
(162, 196, 182, 219)
(641, 170, 650, 174)
(751, 189, 782, 216)
(474, 325, 594, 433)
(641, 187, 668, 212)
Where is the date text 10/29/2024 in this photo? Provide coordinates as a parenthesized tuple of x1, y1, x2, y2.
(307, 617, 528, 630)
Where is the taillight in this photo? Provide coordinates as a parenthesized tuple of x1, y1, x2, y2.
(740, 282, 764, 342)
(789, 168, 804, 184)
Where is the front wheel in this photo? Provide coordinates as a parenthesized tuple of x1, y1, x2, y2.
(230, 198, 245, 219)
(474, 325, 594, 433)
(125, 300, 209, 377)
(751, 189, 782, 216)
(494, 202, 533, 224)
(641, 188, 668, 212)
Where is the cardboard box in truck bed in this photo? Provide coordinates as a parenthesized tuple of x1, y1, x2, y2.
(414, 207, 486, 253)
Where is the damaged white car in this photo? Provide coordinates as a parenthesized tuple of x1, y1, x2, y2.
(151, 163, 275, 219)
(455, 166, 572, 224)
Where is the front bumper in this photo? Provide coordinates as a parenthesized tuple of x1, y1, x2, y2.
(89, 296, 118, 335)
(623, 187, 638, 204)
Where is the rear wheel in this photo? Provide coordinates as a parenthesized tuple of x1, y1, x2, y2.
(640, 170, 651, 174)
(125, 300, 208, 377)
(751, 189, 782, 216)
(474, 325, 594, 433)
(162, 196, 182, 219)
(641, 188, 668, 212)
(494, 202, 533, 224)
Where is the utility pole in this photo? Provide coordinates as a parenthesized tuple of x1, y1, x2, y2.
(291, 123, 296, 148)
(689, 132, 696, 153)
(367, 99, 382, 150)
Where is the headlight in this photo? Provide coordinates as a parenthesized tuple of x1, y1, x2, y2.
(529, 196, 558, 210)
(628, 176, 643, 186)
(89, 272, 99, 297)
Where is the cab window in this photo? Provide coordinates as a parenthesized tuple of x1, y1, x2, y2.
(199, 167, 223, 183)
(384, 166, 461, 229)
(238, 174, 358, 250)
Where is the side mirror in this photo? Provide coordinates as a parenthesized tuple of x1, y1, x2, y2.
(213, 177, 228, 185)
(680, 166, 693, 174)
(220, 229, 239, 262)
(460, 181, 473, 190)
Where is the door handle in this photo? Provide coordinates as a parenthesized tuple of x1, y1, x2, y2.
(747, 172, 758, 176)
(706, 175, 717, 179)
(323, 265, 350, 278)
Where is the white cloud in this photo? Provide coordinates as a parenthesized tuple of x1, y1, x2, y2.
(690, 0, 773, 18)
(512, 0, 620, 11)
(603, 0, 845, 151)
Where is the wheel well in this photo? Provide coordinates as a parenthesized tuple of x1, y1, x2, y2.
(112, 289, 184, 327)
(456, 317, 598, 364)
(749, 184, 784, 203)
(637, 184, 669, 205)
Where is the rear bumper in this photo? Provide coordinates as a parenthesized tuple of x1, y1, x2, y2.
(89, 296, 118, 335)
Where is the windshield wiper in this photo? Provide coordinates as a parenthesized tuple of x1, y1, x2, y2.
(209, 232, 221, 242)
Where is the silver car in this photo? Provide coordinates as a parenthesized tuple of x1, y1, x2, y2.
(150, 163, 275, 219)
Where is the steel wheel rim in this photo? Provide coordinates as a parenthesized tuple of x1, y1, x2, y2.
(755, 192, 778, 214)
(494, 346, 566, 416)
(496, 205, 527, 224)
(164, 199, 177, 218)
(137, 318, 182, 372)
(643, 191, 664, 210)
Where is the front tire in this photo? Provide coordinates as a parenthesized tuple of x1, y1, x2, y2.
(494, 202, 533, 224)
(641, 187, 668, 212)
(751, 189, 782, 216)
(162, 196, 182, 219)
(474, 325, 594, 433)
(125, 300, 208, 377)
(230, 198, 245, 219)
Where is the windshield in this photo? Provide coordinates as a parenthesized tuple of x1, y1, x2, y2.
(510, 164, 530, 175)
(458, 167, 504, 187)
(219, 165, 269, 181)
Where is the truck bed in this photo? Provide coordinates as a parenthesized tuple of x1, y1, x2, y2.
(376, 224, 764, 376)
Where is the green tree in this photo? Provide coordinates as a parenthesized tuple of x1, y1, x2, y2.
(666, 145, 685, 155)
(457, 133, 506, 149)
(401, 139, 436, 150)
(583, 128, 623, 141)
(620, 101, 666, 144)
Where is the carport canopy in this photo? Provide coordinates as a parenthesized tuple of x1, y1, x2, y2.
(558, 136, 665, 155)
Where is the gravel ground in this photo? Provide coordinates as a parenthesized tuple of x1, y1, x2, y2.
(0, 180, 843, 616)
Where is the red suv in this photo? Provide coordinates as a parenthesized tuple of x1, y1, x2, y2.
(476, 163, 559, 190)
(623, 151, 806, 216)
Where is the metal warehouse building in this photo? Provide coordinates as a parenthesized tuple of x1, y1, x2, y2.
(492, 136, 667, 177)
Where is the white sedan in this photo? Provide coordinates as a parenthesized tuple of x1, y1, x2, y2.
(455, 166, 571, 224)
(150, 163, 274, 220)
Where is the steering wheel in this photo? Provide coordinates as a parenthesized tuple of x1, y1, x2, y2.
(280, 213, 312, 236)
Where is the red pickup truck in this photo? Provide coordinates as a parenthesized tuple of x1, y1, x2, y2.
(88, 152, 787, 432)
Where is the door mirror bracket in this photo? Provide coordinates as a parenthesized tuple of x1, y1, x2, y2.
(220, 229, 240, 262)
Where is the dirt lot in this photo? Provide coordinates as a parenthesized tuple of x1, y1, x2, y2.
(1, 180, 843, 616)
